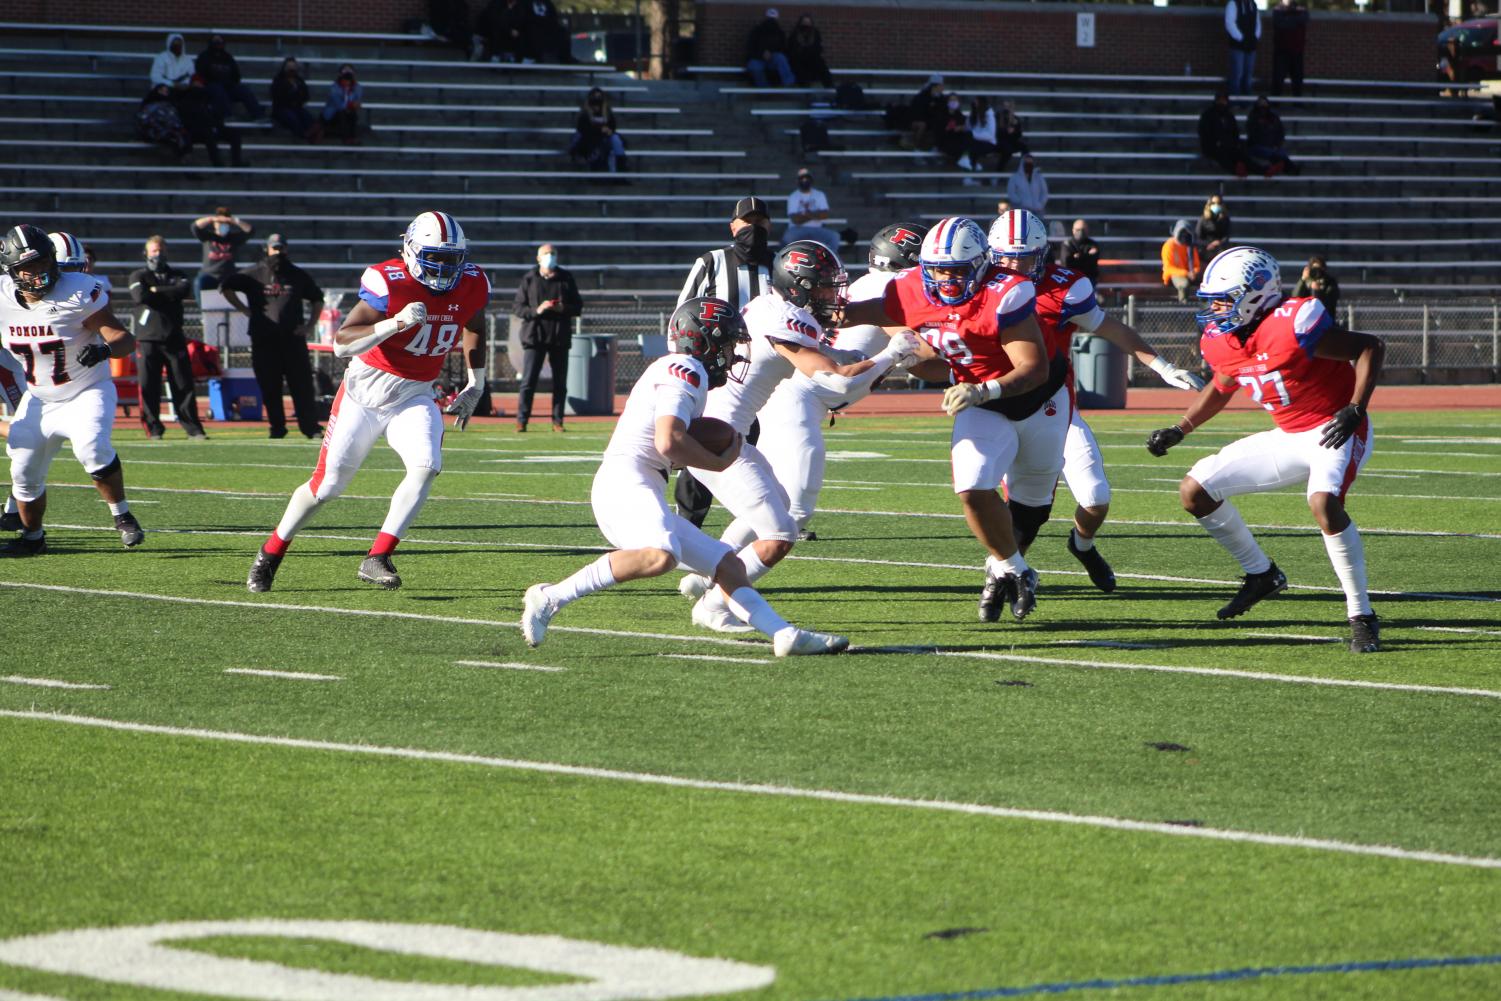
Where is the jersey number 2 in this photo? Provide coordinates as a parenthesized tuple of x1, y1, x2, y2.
(1238, 370, 1290, 410)
(402, 323, 461, 357)
(10, 340, 69, 386)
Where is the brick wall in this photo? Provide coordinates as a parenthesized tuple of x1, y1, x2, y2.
(699, 0, 1435, 82)
(9, 0, 425, 33)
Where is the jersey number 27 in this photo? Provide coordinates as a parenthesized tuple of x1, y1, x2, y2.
(1238, 370, 1290, 411)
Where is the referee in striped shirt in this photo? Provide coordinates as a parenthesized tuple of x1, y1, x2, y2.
(672, 195, 774, 527)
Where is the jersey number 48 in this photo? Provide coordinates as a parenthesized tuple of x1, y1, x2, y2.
(402, 323, 461, 357)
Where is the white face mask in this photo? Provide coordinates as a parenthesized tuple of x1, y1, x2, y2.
(540, 253, 557, 270)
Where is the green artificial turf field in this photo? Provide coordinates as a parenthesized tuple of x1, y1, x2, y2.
(1, 406, 1498, 1001)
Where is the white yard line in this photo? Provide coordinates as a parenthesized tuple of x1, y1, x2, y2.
(2, 709, 1497, 871)
(1055, 640, 1171, 650)
(1, 675, 110, 691)
(1416, 626, 1501, 638)
(454, 660, 565, 673)
(662, 653, 773, 665)
(1244, 632, 1342, 643)
(223, 668, 342, 681)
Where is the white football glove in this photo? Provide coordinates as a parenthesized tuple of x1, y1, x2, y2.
(335, 301, 431, 358)
(395, 300, 428, 331)
(877, 330, 922, 371)
(1148, 355, 1206, 391)
(942, 380, 998, 417)
(445, 367, 486, 430)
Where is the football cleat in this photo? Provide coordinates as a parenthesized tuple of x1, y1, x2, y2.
(0, 510, 19, 532)
(0, 533, 47, 557)
(246, 550, 283, 592)
(115, 512, 146, 548)
(1349, 613, 1381, 654)
(773, 628, 850, 657)
(521, 583, 557, 648)
(678, 573, 711, 601)
(1067, 532, 1116, 593)
(358, 554, 403, 589)
(1216, 562, 1287, 620)
(978, 572, 1013, 623)
(797, 528, 818, 542)
(691, 594, 754, 633)
(1009, 568, 1039, 621)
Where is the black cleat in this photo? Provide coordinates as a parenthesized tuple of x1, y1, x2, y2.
(115, 512, 145, 548)
(1349, 613, 1381, 654)
(797, 528, 817, 541)
(1217, 562, 1288, 620)
(978, 572, 1013, 622)
(1067, 532, 1116, 593)
(246, 550, 283, 592)
(0, 511, 19, 532)
(0, 532, 47, 557)
(358, 554, 402, 589)
(1009, 567, 1039, 621)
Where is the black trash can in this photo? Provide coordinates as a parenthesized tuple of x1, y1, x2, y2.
(1072, 332, 1127, 409)
(566, 334, 617, 416)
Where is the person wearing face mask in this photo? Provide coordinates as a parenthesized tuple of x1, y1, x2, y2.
(1058, 219, 1101, 284)
(784, 167, 841, 252)
(513, 243, 583, 432)
(128, 236, 207, 440)
(1197, 194, 1232, 258)
(150, 33, 193, 92)
(1004, 154, 1049, 224)
(221, 235, 326, 440)
(672, 196, 776, 527)
(270, 56, 321, 142)
(568, 87, 626, 173)
(322, 64, 364, 144)
(936, 92, 971, 166)
(786, 13, 833, 88)
(191, 205, 253, 301)
(1161, 220, 1203, 304)
(195, 33, 263, 121)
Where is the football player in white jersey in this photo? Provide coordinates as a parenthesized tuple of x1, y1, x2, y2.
(0, 224, 142, 555)
(678, 241, 920, 633)
(522, 297, 848, 657)
(247, 211, 490, 592)
(752, 222, 928, 542)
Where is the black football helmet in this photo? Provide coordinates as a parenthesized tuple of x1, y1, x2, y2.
(1, 224, 59, 296)
(868, 221, 929, 272)
(772, 240, 847, 323)
(668, 296, 750, 389)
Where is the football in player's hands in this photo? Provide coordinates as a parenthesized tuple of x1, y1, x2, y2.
(395, 301, 428, 329)
(76, 343, 112, 368)
(1145, 426, 1185, 457)
(687, 416, 738, 456)
(1319, 404, 1364, 449)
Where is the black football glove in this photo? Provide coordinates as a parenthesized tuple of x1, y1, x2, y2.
(1146, 425, 1185, 457)
(76, 343, 112, 367)
(1319, 404, 1365, 449)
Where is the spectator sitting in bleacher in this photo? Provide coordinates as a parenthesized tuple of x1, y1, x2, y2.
(476, 0, 532, 63)
(1197, 193, 1231, 258)
(1005, 154, 1049, 222)
(745, 8, 794, 87)
(1293, 255, 1340, 314)
(958, 95, 997, 172)
(526, 0, 569, 63)
(1161, 219, 1202, 303)
(784, 166, 841, 251)
(1246, 95, 1296, 177)
(995, 198, 1012, 217)
(150, 33, 194, 93)
(1198, 90, 1249, 178)
(786, 13, 833, 88)
(196, 34, 264, 121)
(568, 87, 626, 173)
(891, 74, 944, 151)
(1059, 219, 1101, 284)
(935, 92, 971, 167)
(137, 84, 190, 159)
(995, 99, 1028, 171)
(322, 64, 364, 144)
(175, 75, 246, 168)
(270, 57, 321, 143)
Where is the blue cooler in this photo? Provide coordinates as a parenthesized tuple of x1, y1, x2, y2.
(208, 376, 263, 421)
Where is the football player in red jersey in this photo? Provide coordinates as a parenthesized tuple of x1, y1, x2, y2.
(1145, 247, 1385, 653)
(247, 211, 490, 592)
(841, 216, 1059, 622)
(989, 210, 1205, 593)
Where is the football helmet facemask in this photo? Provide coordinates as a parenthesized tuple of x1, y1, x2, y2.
(988, 210, 1049, 284)
(773, 240, 848, 323)
(669, 296, 750, 389)
(49, 232, 87, 273)
(868, 221, 929, 272)
(919, 217, 990, 306)
(1196, 246, 1283, 340)
(401, 211, 468, 293)
(2, 224, 60, 296)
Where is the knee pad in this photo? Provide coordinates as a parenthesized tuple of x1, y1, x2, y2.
(88, 454, 122, 482)
(1008, 499, 1054, 551)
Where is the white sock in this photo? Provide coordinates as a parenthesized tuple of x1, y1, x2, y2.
(22, 527, 43, 540)
(108, 500, 129, 516)
(545, 554, 617, 608)
(719, 517, 758, 552)
(1070, 527, 1094, 551)
(4, 495, 17, 515)
(379, 468, 437, 538)
(1321, 522, 1372, 617)
(725, 586, 791, 639)
(739, 547, 773, 584)
(1197, 503, 1271, 574)
(989, 551, 1030, 578)
(274, 482, 324, 541)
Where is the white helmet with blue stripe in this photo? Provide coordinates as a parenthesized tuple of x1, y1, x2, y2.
(1195, 246, 1282, 339)
(48, 231, 86, 272)
(987, 210, 1049, 283)
(401, 210, 468, 293)
(919, 216, 990, 306)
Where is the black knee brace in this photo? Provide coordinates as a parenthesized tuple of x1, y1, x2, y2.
(1008, 499, 1054, 552)
(89, 455, 122, 481)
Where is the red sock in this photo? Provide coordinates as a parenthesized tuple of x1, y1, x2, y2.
(369, 532, 400, 557)
(262, 532, 291, 557)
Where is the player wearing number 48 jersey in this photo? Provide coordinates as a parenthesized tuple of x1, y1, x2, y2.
(1146, 246, 1385, 653)
(248, 211, 490, 592)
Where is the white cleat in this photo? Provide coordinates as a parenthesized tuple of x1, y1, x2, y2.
(773, 628, 850, 658)
(691, 594, 755, 633)
(678, 573, 711, 600)
(521, 583, 557, 648)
